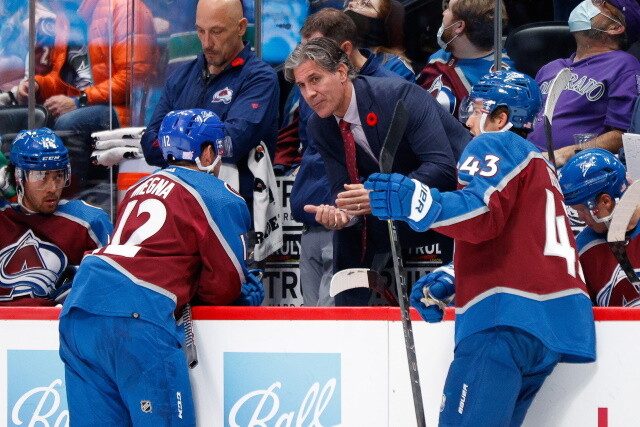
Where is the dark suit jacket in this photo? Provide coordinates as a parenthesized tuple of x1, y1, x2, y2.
(309, 75, 472, 270)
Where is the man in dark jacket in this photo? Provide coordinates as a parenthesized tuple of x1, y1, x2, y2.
(285, 37, 471, 305)
(141, 0, 279, 207)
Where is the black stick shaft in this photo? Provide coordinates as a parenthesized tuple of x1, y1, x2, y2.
(388, 220, 426, 427)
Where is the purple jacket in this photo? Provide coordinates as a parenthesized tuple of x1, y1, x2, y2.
(528, 50, 640, 150)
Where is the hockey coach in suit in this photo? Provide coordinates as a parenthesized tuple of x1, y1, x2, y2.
(284, 37, 472, 305)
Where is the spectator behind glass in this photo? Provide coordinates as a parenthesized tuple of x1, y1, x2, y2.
(559, 148, 640, 307)
(0, 128, 112, 306)
(285, 38, 471, 306)
(416, 0, 515, 119)
(140, 0, 279, 212)
(15, 0, 158, 209)
(0, 1, 32, 92)
(364, 71, 595, 425)
(0, 1, 63, 102)
(527, 0, 640, 167)
(278, 9, 416, 306)
(343, 0, 414, 81)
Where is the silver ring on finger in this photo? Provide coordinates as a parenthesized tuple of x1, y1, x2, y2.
(357, 203, 361, 210)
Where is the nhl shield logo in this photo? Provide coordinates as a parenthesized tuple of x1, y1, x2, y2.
(141, 400, 152, 413)
(212, 87, 233, 104)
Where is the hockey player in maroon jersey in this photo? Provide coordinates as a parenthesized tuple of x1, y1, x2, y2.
(0, 128, 112, 305)
(59, 109, 264, 426)
(365, 71, 596, 426)
(559, 148, 640, 306)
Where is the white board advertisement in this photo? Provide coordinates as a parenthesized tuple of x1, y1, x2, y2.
(0, 308, 637, 427)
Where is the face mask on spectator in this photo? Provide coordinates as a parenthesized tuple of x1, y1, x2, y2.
(345, 10, 388, 48)
(569, 0, 622, 32)
(436, 21, 462, 50)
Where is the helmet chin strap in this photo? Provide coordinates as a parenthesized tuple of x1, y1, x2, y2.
(196, 155, 221, 175)
(479, 113, 513, 134)
(14, 169, 37, 214)
(590, 197, 619, 227)
(590, 209, 612, 227)
(16, 184, 37, 214)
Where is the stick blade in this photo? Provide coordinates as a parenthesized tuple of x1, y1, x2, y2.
(379, 99, 409, 174)
(330, 268, 370, 296)
(608, 180, 640, 243)
(330, 268, 399, 305)
(543, 68, 571, 123)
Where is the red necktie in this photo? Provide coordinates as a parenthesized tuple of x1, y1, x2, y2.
(339, 120, 361, 184)
(339, 119, 367, 262)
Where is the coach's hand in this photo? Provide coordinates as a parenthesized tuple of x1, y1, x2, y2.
(365, 173, 441, 231)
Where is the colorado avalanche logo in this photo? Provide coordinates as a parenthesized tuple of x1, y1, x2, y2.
(427, 75, 457, 115)
(212, 87, 234, 104)
(597, 266, 640, 307)
(0, 230, 67, 301)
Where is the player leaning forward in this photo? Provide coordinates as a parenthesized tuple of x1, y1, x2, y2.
(59, 109, 264, 426)
(365, 71, 596, 425)
(0, 128, 111, 305)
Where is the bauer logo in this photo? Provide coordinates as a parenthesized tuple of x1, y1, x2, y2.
(7, 350, 69, 427)
(224, 352, 341, 426)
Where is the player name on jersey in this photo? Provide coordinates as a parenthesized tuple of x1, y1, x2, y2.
(130, 177, 175, 199)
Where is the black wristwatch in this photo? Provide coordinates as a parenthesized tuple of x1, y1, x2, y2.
(78, 91, 88, 107)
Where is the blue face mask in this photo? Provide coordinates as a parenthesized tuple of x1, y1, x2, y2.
(568, 0, 623, 32)
(569, 0, 602, 32)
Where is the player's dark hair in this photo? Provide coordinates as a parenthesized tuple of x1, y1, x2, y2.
(489, 106, 530, 137)
(284, 37, 356, 82)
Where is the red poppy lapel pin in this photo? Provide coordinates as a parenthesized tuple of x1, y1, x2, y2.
(231, 57, 245, 67)
(366, 112, 378, 126)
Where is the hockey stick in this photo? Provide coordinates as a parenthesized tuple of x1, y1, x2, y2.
(607, 180, 640, 287)
(543, 68, 571, 172)
(181, 304, 199, 369)
(329, 268, 399, 306)
(492, 0, 503, 72)
(380, 99, 427, 427)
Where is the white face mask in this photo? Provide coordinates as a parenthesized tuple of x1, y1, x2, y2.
(568, 0, 623, 32)
(436, 21, 462, 50)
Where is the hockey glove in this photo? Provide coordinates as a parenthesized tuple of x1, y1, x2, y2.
(90, 127, 145, 167)
(233, 269, 265, 306)
(409, 264, 455, 323)
(51, 265, 79, 304)
(364, 173, 441, 231)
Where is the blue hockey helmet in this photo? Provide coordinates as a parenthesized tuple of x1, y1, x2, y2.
(159, 109, 232, 163)
(10, 127, 69, 171)
(459, 70, 542, 130)
(558, 148, 627, 209)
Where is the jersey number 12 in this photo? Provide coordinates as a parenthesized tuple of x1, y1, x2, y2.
(105, 199, 167, 257)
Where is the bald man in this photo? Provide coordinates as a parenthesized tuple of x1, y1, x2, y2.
(141, 0, 279, 207)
